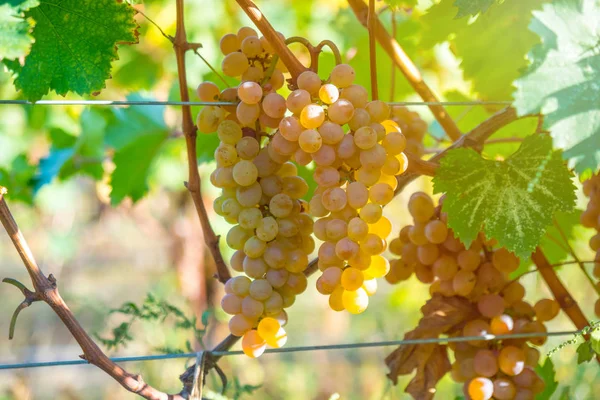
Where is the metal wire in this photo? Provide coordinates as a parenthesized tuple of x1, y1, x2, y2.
(0, 99, 512, 107)
(0, 329, 581, 371)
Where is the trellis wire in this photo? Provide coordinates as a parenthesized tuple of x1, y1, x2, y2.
(0, 329, 581, 371)
(0, 99, 512, 107)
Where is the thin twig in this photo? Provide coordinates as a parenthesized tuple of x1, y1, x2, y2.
(0, 190, 183, 400)
(553, 218, 600, 297)
(389, 9, 396, 102)
(135, 8, 173, 42)
(192, 49, 230, 88)
(173, 0, 231, 285)
(234, 0, 306, 81)
(368, 0, 378, 100)
(347, 0, 462, 141)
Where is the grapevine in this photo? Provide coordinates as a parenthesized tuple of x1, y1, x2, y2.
(386, 193, 561, 399)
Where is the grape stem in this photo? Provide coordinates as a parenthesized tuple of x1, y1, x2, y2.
(0, 190, 185, 400)
(346, 0, 462, 141)
(173, 0, 231, 286)
(368, 0, 379, 100)
(531, 248, 600, 364)
(235, 0, 307, 81)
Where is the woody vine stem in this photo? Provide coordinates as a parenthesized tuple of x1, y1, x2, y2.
(0, 2, 597, 400)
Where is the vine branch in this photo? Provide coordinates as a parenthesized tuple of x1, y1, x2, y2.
(346, 0, 462, 141)
(234, 0, 306, 81)
(173, 0, 230, 284)
(0, 190, 183, 400)
(368, 0, 378, 100)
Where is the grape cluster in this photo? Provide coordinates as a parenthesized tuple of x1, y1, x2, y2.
(387, 192, 559, 400)
(198, 27, 315, 357)
(274, 65, 408, 314)
(581, 173, 600, 317)
(389, 106, 427, 157)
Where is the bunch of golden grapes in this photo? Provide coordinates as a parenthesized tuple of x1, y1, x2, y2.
(198, 27, 316, 357)
(387, 192, 559, 400)
(581, 173, 600, 317)
(389, 105, 428, 157)
(276, 65, 409, 314)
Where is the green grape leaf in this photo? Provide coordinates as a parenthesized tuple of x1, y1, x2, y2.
(8, 0, 138, 101)
(108, 94, 169, 205)
(0, 154, 36, 204)
(535, 358, 558, 400)
(453, 0, 495, 18)
(591, 328, 600, 354)
(0, 0, 38, 59)
(576, 341, 594, 364)
(422, 0, 544, 100)
(433, 134, 576, 257)
(513, 0, 600, 174)
(538, 209, 582, 264)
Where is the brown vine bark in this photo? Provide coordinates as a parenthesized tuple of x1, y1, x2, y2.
(0, 190, 184, 400)
(346, 0, 462, 141)
(235, 0, 306, 80)
(174, 0, 230, 285)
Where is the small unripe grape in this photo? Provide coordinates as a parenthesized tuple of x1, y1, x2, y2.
(330, 64, 355, 88)
(468, 377, 494, 400)
(241, 35, 262, 57)
(319, 83, 339, 104)
(533, 299, 560, 322)
(221, 294, 243, 315)
(297, 70, 321, 95)
(478, 294, 505, 318)
(490, 314, 514, 335)
(242, 296, 264, 319)
(328, 99, 355, 125)
(365, 100, 390, 122)
(340, 84, 368, 108)
(262, 93, 286, 118)
(220, 33, 239, 55)
(341, 267, 364, 291)
(286, 89, 311, 114)
(222, 51, 249, 77)
(318, 121, 345, 145)
(342, 288, 368, 314)
(229, 314, 254, 337)
(424, 220, 448, 244)
(197, 81, 220, 102)
(298, 129, 323, 153)
(408, 192, 435, 222)
(242, 329, 266, 358)
(354, 126, 378, 149)
(493, 379, 517, 400)
(498, 346, 526, 376)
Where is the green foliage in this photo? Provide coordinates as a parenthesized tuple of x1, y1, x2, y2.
(433, 134, 576, 257)
(538, 209, 582, 264)
(0, 0, 38, 59)
(535, 358, 558, 400)
(106, 94, 170, 205)
(0, 154, 36, 203)
(452, 0, 496, 18)
(97, 293, 208, 353)
(382, 0, 418, 8)
(227, 377, 262, 400)
(576, 340, 594, 364)
(421, 0, 544, 100)
(513, 0, 600, 174)
(5, 0, 138, 101)
(34, 110, 105, 191)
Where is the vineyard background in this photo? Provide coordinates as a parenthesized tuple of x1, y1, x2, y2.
(0, 0, 599, 399)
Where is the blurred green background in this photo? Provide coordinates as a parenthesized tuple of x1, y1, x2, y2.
(0, 0, 599, 399)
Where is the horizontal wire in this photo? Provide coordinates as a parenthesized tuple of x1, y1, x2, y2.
(0, 329, 580, 371)
(0, 99, 512, 107)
